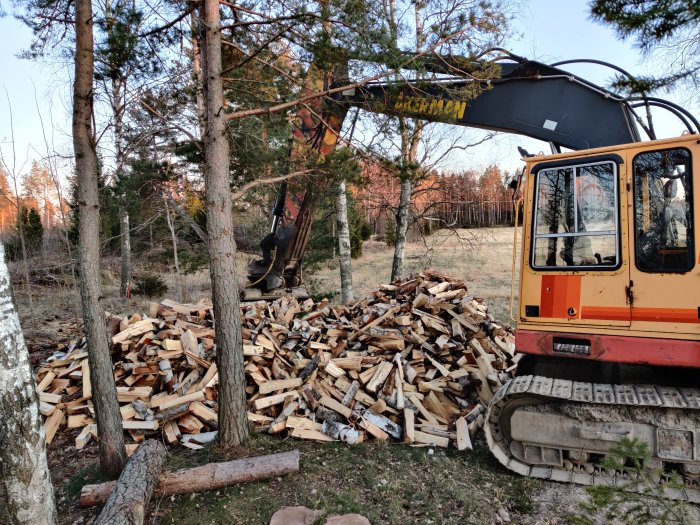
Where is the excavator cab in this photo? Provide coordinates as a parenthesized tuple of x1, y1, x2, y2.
(486, 136, 700, 495)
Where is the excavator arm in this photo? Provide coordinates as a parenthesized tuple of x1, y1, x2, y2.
(338, 57, 641, 150)
(242, 51, 689, 300)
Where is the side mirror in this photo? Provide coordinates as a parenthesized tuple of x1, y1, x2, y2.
(663, 179, 677, 199)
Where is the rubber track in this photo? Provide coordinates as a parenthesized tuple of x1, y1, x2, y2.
(484, 375, 700, 503)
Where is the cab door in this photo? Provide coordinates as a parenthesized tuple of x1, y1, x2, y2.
(519, 155, 632, 327)
(627, 145, 700, 337)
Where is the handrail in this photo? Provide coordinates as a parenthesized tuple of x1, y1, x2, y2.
(510, 196, 523, 325)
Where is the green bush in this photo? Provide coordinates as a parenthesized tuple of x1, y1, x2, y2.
(132, 273, 168, 298)
(385, 217, 396, 247)
(360, 221, 372, 241)
(178, 244, 209, 273)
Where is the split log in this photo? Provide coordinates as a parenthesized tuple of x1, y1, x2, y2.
(321, 420, 362, 444)
(94, 439, 167, 525)
(455, 416, 472, 451)
(354, 408, 402, 439)
(81, 449, 300, 507)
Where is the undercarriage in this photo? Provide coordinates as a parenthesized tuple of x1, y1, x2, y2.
(485, 374, 700, 503)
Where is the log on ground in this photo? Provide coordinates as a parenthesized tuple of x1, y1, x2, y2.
(94, 439, 167, 525)
(81, 449, 300, 507)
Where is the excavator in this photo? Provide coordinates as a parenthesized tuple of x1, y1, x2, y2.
(242, 50, 700, 500)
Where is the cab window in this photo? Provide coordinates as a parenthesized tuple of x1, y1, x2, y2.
(633, 148, 694, 272)
(532, 161, 618, 269)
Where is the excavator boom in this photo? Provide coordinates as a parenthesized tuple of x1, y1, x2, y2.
(244, 53, 666, 300)
(339, 58, 641, 150)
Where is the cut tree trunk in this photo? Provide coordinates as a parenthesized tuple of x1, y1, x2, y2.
(0, 243, 57, 525)
(201, 0, 249, 446)
(94, 439, 166, 525)
(336, 179, 353, 303)
(119, 207, 131, 299)
(73, 0, 127, 477)
(81, 450, 300, 507)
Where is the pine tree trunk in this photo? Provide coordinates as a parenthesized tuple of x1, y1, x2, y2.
(73, 0, 127, 477)
(0, 243, 57, 525)
(119, 207, 131, 300)
(336, 179, 353, 303)
(201, 0, 249, 447)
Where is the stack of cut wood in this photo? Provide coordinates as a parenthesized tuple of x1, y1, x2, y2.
(35, 270, 519, 452)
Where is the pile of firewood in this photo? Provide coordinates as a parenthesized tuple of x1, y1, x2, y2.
(35, 270, 519, 452)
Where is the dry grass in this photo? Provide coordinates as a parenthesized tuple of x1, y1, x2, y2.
(308, 226, 520, 325)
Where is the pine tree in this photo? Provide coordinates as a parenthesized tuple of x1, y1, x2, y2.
(19, 207, 43, 254)
(591, 0, 700, 94)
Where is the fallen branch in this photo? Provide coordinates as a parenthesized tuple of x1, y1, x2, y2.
(81, 450, 300, 507)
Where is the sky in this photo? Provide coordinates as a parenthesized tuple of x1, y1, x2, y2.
(455, 1, 700, 173)
(0, 15, 74, 181)
(0, 0, 698, 181)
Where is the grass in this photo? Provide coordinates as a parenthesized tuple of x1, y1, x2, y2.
(63, 465, 110, 501)
(153, 434, 538, 525)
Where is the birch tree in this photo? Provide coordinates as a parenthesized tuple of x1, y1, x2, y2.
(336, 179, 353, 302)
(0, 243, 57, 525)
(119, 207, 131, 299)
(201, 0, 249, 446)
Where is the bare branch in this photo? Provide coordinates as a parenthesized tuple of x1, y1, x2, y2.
(231, 169, 315, 200)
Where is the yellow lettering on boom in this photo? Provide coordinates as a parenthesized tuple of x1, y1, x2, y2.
(392, 93, 466, 121)
(455, 101, 467, 119)
(393, 93, 405, 111)
(428, 99, 443, 115)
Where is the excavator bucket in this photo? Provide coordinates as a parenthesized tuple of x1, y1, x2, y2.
(241, 285, 310, 302)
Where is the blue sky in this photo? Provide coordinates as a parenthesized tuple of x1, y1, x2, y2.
(0, 0, 697, 179)
(461, 1, 700, 172)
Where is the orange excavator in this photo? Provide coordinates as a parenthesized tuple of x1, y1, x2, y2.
(244, 50, 700, 500)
